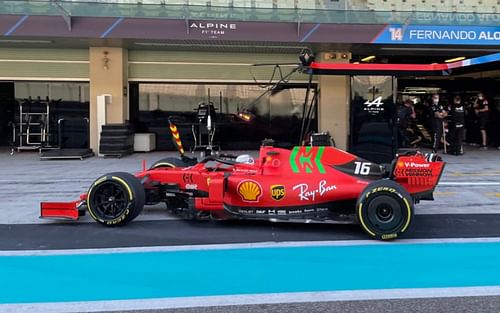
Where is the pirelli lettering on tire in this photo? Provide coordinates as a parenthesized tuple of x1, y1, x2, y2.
(153, 162, 175, 168)
(368, 187, 403, 199)
(381, 233, 398, 240)
(105, 208, 130, 225)
(91, 177, 107, 189)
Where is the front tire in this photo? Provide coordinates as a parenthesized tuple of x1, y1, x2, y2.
(87, 172, 145, 226)
(356, 180, 413, 240)
(150, 157, 188, 169)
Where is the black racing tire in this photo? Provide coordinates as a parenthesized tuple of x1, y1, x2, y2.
(87, 172, 145, 226)
(150, 157, 188, 169)
(356, 180, 414, 240)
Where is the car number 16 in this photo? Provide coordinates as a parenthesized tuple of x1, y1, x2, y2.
(354, 161, 371, 175)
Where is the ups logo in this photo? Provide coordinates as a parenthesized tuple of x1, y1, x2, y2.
(271, 185, 285, 201)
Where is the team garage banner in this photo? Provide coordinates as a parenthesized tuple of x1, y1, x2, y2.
(373, 24, 500, 45)
(1, 14, 499, 46)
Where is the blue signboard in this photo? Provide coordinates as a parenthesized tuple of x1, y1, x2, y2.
(373, 25, 500, 45)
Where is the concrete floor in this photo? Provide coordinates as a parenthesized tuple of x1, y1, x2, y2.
(0, 146, 499, 224)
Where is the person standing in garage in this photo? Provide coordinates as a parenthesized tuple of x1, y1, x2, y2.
(492, 95, 500, 150)
(397, 99, 416, 148)
(448, 95, 465, 155)
(474, 92, 489, 149)
(431, 94, 448, 153)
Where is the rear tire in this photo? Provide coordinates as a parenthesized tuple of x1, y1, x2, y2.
(356, 180, 413, 240)
(150, 157, 188, 169)
(87, 172, 145, 226)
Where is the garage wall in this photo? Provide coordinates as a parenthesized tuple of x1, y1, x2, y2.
(0, 48, 308, 82)
(0, 48, 89, 81)
(128, 50, 309, 82)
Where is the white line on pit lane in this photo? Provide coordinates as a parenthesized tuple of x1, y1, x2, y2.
(3, 286, 500, 313)
(2, 237, 500, 256)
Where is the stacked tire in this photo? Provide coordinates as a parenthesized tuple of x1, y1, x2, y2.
(99, 123, 134, 157)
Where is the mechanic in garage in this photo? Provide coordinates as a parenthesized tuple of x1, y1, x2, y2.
(397, 99, 416, 148)
(448, 95, 465, 155)
(431, 93, 448, 153)
(474, 92, 490, 149)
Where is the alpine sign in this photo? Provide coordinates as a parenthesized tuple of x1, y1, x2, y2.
(364, 96, 385, 115)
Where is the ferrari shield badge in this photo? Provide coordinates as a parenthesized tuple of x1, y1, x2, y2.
(237, 180, 262, 202)
(270, 185, 285, 201)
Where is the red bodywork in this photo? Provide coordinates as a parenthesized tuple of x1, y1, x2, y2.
(41, 146, 444, 221)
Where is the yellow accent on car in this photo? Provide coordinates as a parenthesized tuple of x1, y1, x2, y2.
(357, 202, 375, 237)
(401, 198, 412, 232)
(87, 179, 106, 222)
(87, 198, 99, 221)
(93, 177, 107, 186)
(112, 176, 133, 200)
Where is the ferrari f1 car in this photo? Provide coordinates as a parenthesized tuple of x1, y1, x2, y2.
(41, 141, 444, 240)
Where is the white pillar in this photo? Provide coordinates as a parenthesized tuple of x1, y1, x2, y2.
(317, 52, 351, 150)
(96, 94, 112, 155)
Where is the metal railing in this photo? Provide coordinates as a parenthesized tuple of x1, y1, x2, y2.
(0, 0, 498, 26)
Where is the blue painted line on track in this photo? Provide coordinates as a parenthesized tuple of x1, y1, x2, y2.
(300, 23, 320, 43)
(4, 15, 28, 36)
(100, 17, 124, 38)
(2, 242, 500, 304)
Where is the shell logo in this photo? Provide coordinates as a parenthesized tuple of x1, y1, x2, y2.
(397, 161, 404, 168)
(237, 180, 262, 202)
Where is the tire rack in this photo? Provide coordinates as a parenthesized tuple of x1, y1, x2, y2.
(14, 99, 53, 152)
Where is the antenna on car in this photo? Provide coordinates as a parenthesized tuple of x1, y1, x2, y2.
(236, 48, 318, 141)
(168, 117, 185, 157)
(236, 58, 306, 122)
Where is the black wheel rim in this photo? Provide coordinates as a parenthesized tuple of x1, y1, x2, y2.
(376, 206, 394, 222)
(90, 181, 129, 220)
(366, 195, 405, 233)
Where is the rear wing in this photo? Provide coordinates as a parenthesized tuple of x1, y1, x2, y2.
(391, 152, 445, 201)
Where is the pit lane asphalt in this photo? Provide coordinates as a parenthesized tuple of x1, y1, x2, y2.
(6, 296, 500, 313)
(100, 297, 500, 313)
(2, 214, 500, 250)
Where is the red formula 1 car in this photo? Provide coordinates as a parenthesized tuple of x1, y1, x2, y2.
(41, 142, 444, 240)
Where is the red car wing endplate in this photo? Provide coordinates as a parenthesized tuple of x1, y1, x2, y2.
(40, 194, 86, 220)
(40, 201, 80, 220)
